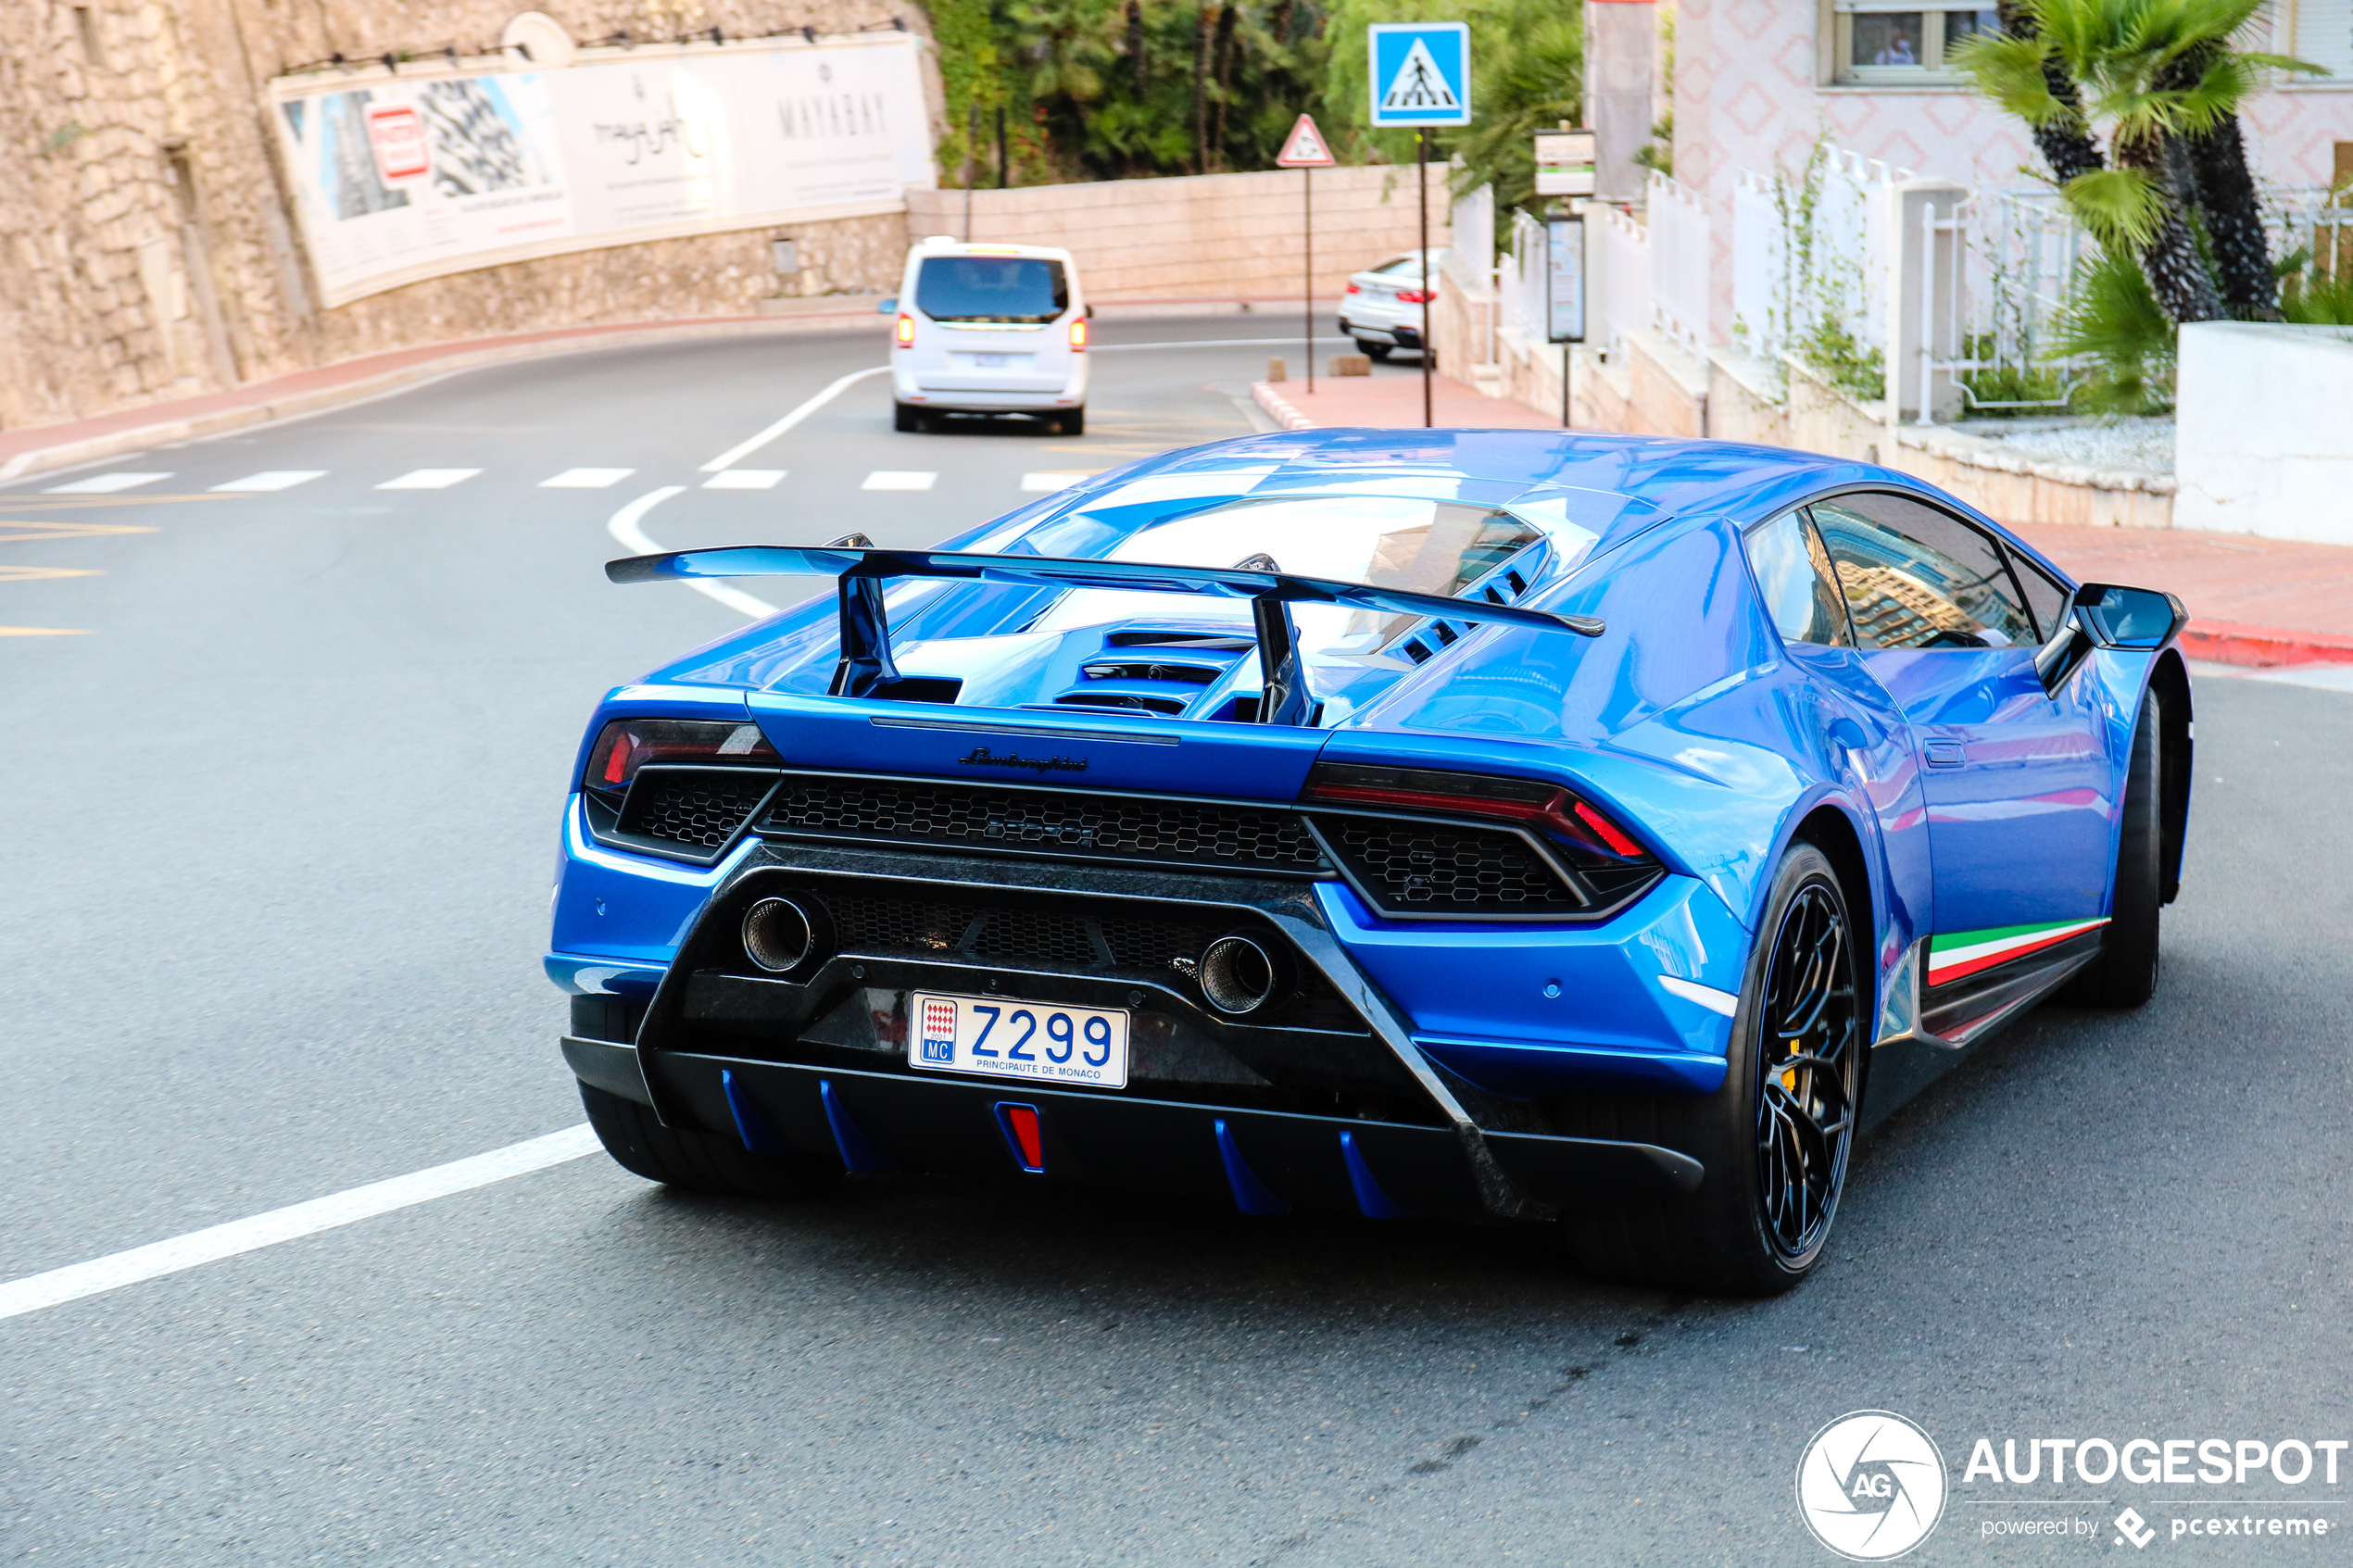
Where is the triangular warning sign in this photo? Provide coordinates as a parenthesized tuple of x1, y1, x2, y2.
(1379, 37, 1461, 112)
(1276, 113, 1335, 168)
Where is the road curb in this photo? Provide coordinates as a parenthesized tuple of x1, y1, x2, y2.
(1251, 382, 1316, 431)
(0, 312, 896, 485)
(2179, 618, 2353, 669)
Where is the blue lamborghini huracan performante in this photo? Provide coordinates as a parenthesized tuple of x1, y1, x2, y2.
(551, 431, 2192, 1294)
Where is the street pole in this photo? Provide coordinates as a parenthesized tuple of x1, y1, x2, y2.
(1304, 166, 1314, 395)
(1416, 128, 1431, 429)
(963, 101, 977, 240)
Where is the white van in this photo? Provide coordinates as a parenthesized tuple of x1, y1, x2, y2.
(887, 237, 1090, 434)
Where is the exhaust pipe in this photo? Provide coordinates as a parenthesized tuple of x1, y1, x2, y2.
(1199, 933, 1286, 1017)
(742, 896, 821, 973)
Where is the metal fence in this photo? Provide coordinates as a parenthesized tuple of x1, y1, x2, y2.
(1915, 186, 2347, 421)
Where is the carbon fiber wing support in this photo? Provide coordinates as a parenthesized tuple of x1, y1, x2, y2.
(606, 545, 1605, 722)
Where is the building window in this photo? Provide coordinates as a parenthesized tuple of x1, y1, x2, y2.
(1828, 2, 2001, 83)
(2284, 0, 2353, 79)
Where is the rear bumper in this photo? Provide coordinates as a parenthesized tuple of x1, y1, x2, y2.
(1336, 317, 1420, 348)
(562, 1036, 1703, 1216)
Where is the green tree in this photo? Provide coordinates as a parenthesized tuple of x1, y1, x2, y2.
(1953, 0, 2322, 322)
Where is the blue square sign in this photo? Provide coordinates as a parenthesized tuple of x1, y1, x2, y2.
(1367, 22, 1471, 127)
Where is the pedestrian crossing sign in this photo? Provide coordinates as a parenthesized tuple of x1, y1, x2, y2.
(1367, 23, 1471, 127)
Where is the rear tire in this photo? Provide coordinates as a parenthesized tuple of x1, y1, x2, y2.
(1058, 408, 1086, 435)
(1358, 340, 1392, 361)
(892, 401, 924, 433)
(2062, 690, 2163, 1008)
(1561, 843, 1865, 1295)
(579, 1082, 840, 1199)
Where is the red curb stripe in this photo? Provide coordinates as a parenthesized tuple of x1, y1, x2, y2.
(2179, 618, 2353, 669)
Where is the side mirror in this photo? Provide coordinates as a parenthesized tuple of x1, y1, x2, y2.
(1085, 302, 1096, 320)
(2033, 583, 2187, 696)
(2076, 583, 2187, 650)
(876, 296, 898, 313)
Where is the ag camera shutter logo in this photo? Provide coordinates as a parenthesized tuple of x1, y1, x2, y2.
(1795, 1411, 1948, 1561)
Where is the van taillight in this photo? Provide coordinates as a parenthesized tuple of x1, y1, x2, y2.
(895, 312, 915, 347)
(1070, 316, 1088, 351)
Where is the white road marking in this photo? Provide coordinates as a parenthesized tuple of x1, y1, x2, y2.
(377, 467, 484, 490)
(0, 1124, 600, 1322)
(1021, 470, 1098, 493)
(698, 364, 892, 471)
(44, 471, 170, 494)
(209, 470, 326, 493)
(541, 467, 636, 489)
(608, 486, 781, 620)
(702, 469, 786, 490)
(862, 470, 937, 491)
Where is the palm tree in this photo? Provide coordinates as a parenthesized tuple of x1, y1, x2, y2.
(1953, 0, 2319, 324)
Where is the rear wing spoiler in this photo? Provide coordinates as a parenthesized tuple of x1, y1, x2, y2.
(606, 545, 1604, 726)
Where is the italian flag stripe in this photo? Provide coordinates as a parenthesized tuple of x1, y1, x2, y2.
(1926, 918, 2109, 985)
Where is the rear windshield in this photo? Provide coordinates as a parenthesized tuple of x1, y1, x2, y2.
(915, 256, 1070, 323)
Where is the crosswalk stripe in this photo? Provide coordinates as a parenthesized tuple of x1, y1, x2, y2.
(44, 472, 170, 495)
(209, 470, 325, 493)
(377, 468, 483, 490)
(862, 470, 937, 492)
(0, 627, 89, 636)
(702, 470, 786, 490)
(540, 468, 636, 489)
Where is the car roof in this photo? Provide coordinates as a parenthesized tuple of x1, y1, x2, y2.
(1041, 427, 1904, 526)
(912, 238, 1076, 263)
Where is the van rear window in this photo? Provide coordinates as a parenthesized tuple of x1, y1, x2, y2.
(915, 257, 1069, 323)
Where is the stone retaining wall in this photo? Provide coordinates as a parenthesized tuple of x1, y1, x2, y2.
(906, 166, 1449, 300)
(0, 0, 935, 435)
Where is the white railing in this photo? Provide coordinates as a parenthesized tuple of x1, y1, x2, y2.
(1917, 186, 2346, 421)
(1730, 145, 1905, 364)
(1647, 171, 1712, 351)
(1595, 203, 1651, 358)
(1501, 207, 1550, 346)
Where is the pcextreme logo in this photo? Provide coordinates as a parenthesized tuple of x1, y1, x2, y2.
(1796, 1411, 1950, 1561)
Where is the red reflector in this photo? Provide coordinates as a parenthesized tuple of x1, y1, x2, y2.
(1574, 800, 1642, 857)
(1001, 1104, 1044, 1172)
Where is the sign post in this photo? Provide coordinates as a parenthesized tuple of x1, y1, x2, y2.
(1368, 23, 1471, 429)
(1546, 214, 1586, 429)
(1275, 113, 1335, 395)
(1535, 130, 1593, 430)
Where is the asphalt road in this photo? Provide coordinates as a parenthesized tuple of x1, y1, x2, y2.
(4, 317, 2348, 1566)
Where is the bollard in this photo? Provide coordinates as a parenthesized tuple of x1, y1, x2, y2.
(1266, 357, 1287, 383)
(1329, 355, 1371, 378)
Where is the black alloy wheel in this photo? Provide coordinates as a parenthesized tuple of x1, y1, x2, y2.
(1558, 842, 1864, 1295)
(1753, 880, 1861, 1261)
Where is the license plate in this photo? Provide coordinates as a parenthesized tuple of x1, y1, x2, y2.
(973, 353, 1010, 368)
(909, 992, 1129, 1089)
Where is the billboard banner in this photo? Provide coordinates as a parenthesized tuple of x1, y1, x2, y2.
(269, 36, 935, 307)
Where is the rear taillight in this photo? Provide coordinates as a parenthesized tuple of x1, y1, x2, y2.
(1069, 315, 1088, 351)
(1304, 763, 1654, 863)
(582, 719, 777, 797)
(1345, 282, 1361, 294)
(894, 311, 915, 346)
(1395, 288, 1431, 305)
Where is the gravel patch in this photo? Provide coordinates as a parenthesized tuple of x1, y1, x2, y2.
(1956, 415, 2175, 473)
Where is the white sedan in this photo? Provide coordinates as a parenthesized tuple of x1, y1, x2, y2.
(1337, 249, 1441, 362)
